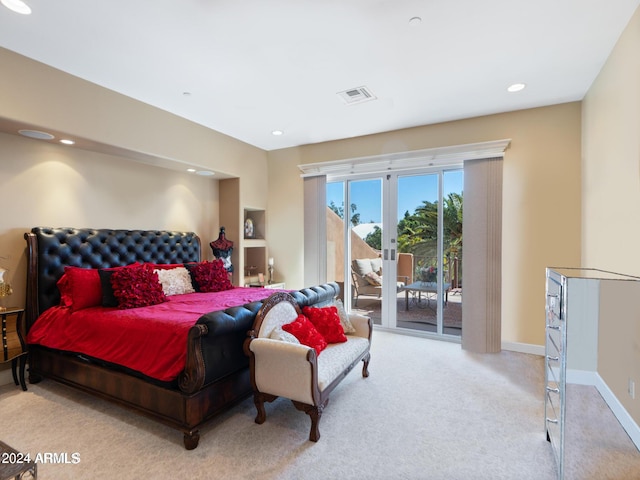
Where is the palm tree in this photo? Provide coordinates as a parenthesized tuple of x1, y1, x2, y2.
(397, 192, 463, 280)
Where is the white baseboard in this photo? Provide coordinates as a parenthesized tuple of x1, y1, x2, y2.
(593, 373, 640, 449)
(501, 341, 545, 356)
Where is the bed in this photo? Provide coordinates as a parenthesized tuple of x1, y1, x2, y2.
(24, 227, 339, 449)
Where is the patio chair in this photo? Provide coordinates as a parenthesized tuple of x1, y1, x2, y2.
(351, 253, 413, 306)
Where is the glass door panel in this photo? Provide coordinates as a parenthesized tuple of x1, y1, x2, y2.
(347, 179, 384, 325)
(396, 173, 444, 333)
(326, 178, 385, 325)
(442, 170, 463, 336)
(394, 169, 463, 337)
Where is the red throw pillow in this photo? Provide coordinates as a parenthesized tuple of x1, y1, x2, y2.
(57, 266, 103, 311)
(110, 263, 167, 309)
(282, 314, 328, 355)
(302, 306, 347, 344)
(98, 264, 141, 307)
(186, 259, 233, 292)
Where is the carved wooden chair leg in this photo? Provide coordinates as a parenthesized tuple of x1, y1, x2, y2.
(293, 399, 329, 442)
(183, 430, 200, 450)
(254, 392, 278, 424)
(362, 352, 371, 377)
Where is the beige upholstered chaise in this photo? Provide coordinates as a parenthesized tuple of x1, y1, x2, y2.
(244, 291, 372, 441)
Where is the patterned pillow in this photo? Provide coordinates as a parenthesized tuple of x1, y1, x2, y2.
(302, 306, 347, 344)
(333, 299, 356, 334)
(154, 266, 195, 296)
(185, 259, 233, 292)
(282, 314, 327, 355)
(98, 264, 141, 307)
(269, 326, 301, 344)
(110, 263, 167, 309)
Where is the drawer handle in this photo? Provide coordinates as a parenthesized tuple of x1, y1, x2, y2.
(546, 293, 560, 299)
(546, 355, 559, 362)
(546, 386, 560, 393)
(546, 418, 558, 424)
(547, 325, 561, 331)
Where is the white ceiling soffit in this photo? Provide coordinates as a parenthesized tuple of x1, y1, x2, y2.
(298, 139, 511, 178)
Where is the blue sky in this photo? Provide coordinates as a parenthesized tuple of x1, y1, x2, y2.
(327, 170, 463, 224)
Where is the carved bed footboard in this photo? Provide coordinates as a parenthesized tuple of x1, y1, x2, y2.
(179, 324, 208, 394)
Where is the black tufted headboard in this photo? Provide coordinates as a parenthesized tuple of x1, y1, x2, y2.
(24, 227, 201, 329)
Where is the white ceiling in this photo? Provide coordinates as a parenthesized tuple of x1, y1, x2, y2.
(1, 0, 639, 151)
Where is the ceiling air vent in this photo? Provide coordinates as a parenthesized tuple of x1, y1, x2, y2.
(337, 86, 377, 105)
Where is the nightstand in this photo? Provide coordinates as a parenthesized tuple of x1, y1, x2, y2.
(265, 282, 286, 289)
(1, 307, 27, 391)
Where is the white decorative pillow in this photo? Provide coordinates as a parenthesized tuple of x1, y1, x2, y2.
(154, 267, 195, 296)
(353, 258, 374, 276)
(334, 299, 356, 334)
(269, 326, 301, 344)
(370, 257, 382, 276)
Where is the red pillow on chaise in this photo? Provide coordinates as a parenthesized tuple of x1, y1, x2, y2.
(282, 314, 328, 355)
(302, 306, 347, 344)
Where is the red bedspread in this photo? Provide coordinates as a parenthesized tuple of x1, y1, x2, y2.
(27, 288, 283, 382)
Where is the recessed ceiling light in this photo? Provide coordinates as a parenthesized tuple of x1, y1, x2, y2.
(60, 139, 75, 145)
(272, 130, 284, 136)
(409, 16, 422, 26)
(187, 168, 196, 173)
(507, 83, 526, 93)
(195, 170, 215, 177)
(18, 129, 55, 140)
(1, 0, 31, 14)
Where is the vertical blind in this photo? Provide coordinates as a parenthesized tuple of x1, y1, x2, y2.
(462, 157, 503, 353)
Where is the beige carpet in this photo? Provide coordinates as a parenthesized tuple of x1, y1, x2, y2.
(1, 331, 639, 479)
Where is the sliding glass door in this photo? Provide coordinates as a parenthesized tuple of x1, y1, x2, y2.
(327, 167, 463, 338)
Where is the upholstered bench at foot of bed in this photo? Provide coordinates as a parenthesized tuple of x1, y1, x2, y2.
(244, 292, 372, 442)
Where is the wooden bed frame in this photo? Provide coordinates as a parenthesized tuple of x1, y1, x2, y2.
(24, 227, 252, 450)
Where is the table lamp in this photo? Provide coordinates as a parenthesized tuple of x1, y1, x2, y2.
(0, 267, 12, 311)
(268, 257, 274, 284)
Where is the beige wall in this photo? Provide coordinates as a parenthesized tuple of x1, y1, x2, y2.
(582, 7, 640, 422)
(0, 131, 217, 309)
(582, 7, 640, 274)
(268, 103, 583, 346)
